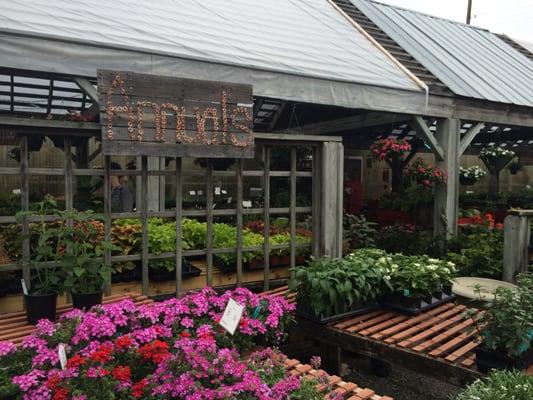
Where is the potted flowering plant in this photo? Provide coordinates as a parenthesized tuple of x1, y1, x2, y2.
(459, 166, 486, 186)
(370, 137, 412, 193)
(15, 197, 64, 324)
(479, 145, 515, 198)
(407, 158, 446, 188)
(466, 273, 533, 373)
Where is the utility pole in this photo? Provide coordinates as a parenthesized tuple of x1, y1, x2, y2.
(466, 0, 473, 24)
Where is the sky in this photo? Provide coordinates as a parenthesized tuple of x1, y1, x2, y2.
(377, 0, 533, 44)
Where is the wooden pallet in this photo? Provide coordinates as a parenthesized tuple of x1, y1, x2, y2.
(266, 286, 533, 382)
(0, 293, 152, 346)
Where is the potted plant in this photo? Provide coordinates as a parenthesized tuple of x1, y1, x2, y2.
(466, 273, 533, 373)
(479, 145, 515, 198)
(269, 233, 290, 266)
(406, 158, 447, 188)
(16, 197, 63, 324)
(60, 210, 114, 311)
(370, 137, 412, 193)
(380, 253, 456, 314)
(290, 253, 384, 323)
(459, 166, 486, 186)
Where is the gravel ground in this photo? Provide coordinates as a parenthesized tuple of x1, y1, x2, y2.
(341, 352, 463, 400)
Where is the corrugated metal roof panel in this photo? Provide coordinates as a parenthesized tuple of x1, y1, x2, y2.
(351, 0, 533, 107)
(0, 0, 421, 92)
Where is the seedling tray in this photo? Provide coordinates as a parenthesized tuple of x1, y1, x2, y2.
(296, 299, 380, 325)
(381, 293, 456, 315)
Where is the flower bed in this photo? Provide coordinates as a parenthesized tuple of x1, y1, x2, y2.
(0, 287, 306, 399)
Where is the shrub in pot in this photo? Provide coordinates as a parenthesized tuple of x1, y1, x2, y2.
(60, 210, 115, 311)
(16, 197, 63, 324)
(269, 233, 290, 266)
(466, 273, 533, 373)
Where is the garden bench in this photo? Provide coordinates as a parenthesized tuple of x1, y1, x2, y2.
(0, 292, 153, 346)
(263, 286, 533, 386)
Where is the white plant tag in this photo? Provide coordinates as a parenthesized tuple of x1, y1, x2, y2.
(58, 344, 67, 370)
(20, 279, 28, 295)
(242, 200, 252, 208)
(221, 189, 227, 195)
(197, 190, 204, 196)
(219, 298, 244, 335)
(215, 187, 221, 195)
(189, 190, 196, 196)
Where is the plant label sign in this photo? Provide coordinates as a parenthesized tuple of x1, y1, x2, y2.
(219, 298, 245, 335)
(97, 70, 254, 158)
(58, 344, 67, 370)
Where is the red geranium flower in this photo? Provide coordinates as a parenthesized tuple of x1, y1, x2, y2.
(66, 354, 85, 369)
(115, 335, 133, 349)
(132, 378, 148, 398)
(112, 365, 131, 382)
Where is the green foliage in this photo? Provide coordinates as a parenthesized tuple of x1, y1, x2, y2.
(455, 370, 533, 400)
(148, 219, 182, 272)
(270, 233, 291, 256)
(182, 218, 207, 249)
(376, 224, 439, 256)
(379, 184, 433, 212)
(465, 273, 533, 358)
(446, 228, 503, 279)
(15, 196, 63, 295)
(59, 210, 115, 295)
(290, 255, 386, 317)
(0, 191, 20, 215)
(343, 214, 377, 252)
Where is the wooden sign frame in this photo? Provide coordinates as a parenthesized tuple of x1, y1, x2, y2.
(97, 70, 254, 158)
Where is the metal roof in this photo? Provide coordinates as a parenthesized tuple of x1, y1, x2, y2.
(0, 0, 421, 92)
(350, 0, 533, 108)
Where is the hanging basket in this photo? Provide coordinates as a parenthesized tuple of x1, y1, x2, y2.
(481, 155, 515, 174)
(459, 176, 477, 186)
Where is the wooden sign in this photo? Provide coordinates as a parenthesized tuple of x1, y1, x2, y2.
(97, 70, 254, 158)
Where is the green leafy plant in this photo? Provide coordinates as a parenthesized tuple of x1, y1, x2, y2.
(270, 233, 291, 256)
(446, 228, 503, 278)
(343, 214, 377, 252)
(15, 197, 63, 295)
(182, 218, 207, 249)
(465, 273, 533, 358)
(455, 369, 533, 400)
(290, 255, 385, 317)
(60, 210, 115, 295)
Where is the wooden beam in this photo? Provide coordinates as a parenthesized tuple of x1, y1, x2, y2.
(453, 98, 533, 128)
(280, 112, 409, 135)
(73, 77, 98, 104)
(459, 122, 484, 155)
(411, 116, 445, 161)
(0, 115, 100, 133)
(255, 132, 342, 142)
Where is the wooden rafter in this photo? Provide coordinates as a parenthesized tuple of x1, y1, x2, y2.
(411, 115, 445, 160)
(459, 122, 484, 155)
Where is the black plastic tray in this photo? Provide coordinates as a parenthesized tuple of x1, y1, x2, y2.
(381, 293, 456, 315)
(296, 299, 380, 325)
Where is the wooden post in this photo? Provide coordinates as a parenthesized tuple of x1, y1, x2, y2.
(503, 212, 531, 282)
(103, 156, 112, 295)
(433, 118, 460, 238)
(320, 142, 344, 258)
(312, 145, 321, 258)
(236, 159, 243, 287)
(141, 156, 149, 295)
(290, 147, 297, 270)
(206, 159, 213, 287)
(20, 134, 30, 289)
(174, 158, 183, 295)
(263, 147, 271, 291)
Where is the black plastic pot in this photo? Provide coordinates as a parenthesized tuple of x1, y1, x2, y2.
(296, 295, 379, 324)
(71, 290, 103, 311)
(475, 347, 533, 373)
(382, 292, 455, 315)
(25, 292, 58, 324)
